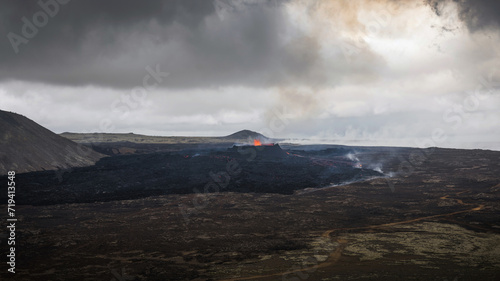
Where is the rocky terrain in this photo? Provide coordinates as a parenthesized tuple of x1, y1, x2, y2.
(1, 144, 381, 205)
(0, 110, 104, 175)
(0, 143, 499, 280)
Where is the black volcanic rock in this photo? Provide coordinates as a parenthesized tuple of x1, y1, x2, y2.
(8, 144, 383, 205)
(228, 144, 288, 160)
(0, 110, 104, 175)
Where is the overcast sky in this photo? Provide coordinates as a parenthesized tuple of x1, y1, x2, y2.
(1, 0, 499, 149)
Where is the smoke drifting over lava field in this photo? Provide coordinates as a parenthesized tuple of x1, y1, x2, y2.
(1, 132, 500, 281)
(1, 116, 500, 281)
(2, 0, 500, 280)
(3, 140, 383, 205)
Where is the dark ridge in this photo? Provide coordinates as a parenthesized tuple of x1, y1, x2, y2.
(224, 130, 267, 140)
(0, 110, 104, 175)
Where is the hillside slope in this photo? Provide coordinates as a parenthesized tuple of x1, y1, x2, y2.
(223, 129, 267, 140)
(0, 110, 104, 175)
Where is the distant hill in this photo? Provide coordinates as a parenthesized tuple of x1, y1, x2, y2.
(0, 110, 104, 175)
(61, 130, 270, 144)
(224, 130, 267, 140)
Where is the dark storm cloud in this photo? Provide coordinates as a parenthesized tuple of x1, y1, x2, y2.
(0, 0, 314, 88)
(0, 0, 215, 86)
(1, 0, 499, 148)
(426, 0, 500, 31)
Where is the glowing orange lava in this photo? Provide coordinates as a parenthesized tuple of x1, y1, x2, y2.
(254, 139, 262, 146)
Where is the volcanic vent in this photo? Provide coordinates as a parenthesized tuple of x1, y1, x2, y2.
(7, 130, 384, 204)
(229, 141, 288, 160)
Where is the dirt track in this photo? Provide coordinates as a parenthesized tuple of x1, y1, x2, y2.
(220, 191, 486, 281)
